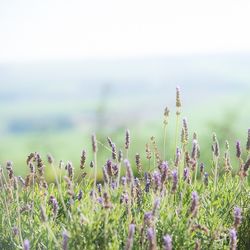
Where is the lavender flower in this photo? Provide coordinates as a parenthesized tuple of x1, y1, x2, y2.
(236, 141, 241, 158)
(229, 229, 237, 250)
(49, 196, 59, 217)
(125, 129, 130, 150)
(176, 86, 181, 108)
(12, 226, 19, 237)
(23, 239, 30, 250)
(62, 230, 69, 250)
(91, 134, 98, 153)
(183, 167, 189, 182)
(118, 149, 123, 163)
(189, 191, 199, 217)
(191, 140, 198, 160)
(106, 159, 113, 177)
(233, 206, 242, 228)
(102, 166, 109, 184)
(200, 163, 204, 175)
(124, 159, 133, 183)
(247, 128, 250, 151)
(160, 161, 168, 184)
(125, 224, 135, 250)
(147, 227, 157, 250)
(135, 153, 142, 174)
(121, 176, 127, 186)
(153, 171, 161, 191)
(78, 189, 83, 201)
(97, 184, 102, 194)
(163, 234, 172, 250)
(175, 148, 181, 166)
(172, 170, 178, 192)
(204, 172, 209, 186)
(107, 136, 113, 147)
(111, 143, 117, 160)
(182, 117, 188, 143)
(152, 198, 160, 216)
(80, 149, 86, 169)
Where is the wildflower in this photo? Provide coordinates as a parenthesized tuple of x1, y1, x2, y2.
(23, 239, 30, 250)
(172, 170, 178, 192)
(78, 189, 83, 201)
(62, 230, 69, 250)
(121, 176, 127, 186)
(152, 198, 160, 216)
(124, 159, 133, 183)
(80, 150, 86, 169)
(176, 86, 181, 109)
(118, 149, 123, 163)
(191, 140, 198, 160)
(246, 128, 250, 151)
(146, 143, 152, 160)
(47, 153, 54, 164)
(49, 196, 59, 217)
(236, 141, 241, 158)
(183, 167, 189, 182)
(233, 207, 242, 229)
(66, 162, 74, 180)
(182, 117, 188, 143)
(102, 166, 109, 184)
(204, 172, 209, 186)
(107, 137, 113, 147)
(147, 227, 157, 250)
(135, 153, 142, 174)
(153, 171, 161, 191)
(189, 191, 199, 217)
(111, 143, 117, 160)
(163, 234, 172, 250)
(91, 134, 98, 153)
(200, 163, 204, 175)
(125, 129, 130, 150)
(229, 229, 237, 250)
(125, 224, 135, 250)
(106, 159, 113, 177)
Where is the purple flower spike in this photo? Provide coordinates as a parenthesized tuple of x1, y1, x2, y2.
(23, 239, 30, 250)
(236, 141, 241, 158)
(229, 228, 237, 250)
(163, 234, 172, 250)
(234, 206, 242, 228)
(172, 170, 178, 192)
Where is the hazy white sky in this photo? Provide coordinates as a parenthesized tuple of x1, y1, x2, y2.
(1, 0, 250, 62)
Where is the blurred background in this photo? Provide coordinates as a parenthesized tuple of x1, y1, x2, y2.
(0, 0, 250, 175)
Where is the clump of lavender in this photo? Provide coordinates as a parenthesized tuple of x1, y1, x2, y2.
(163, 234, 172, 250)
(62, 230, 69, 250)
(172, 170, 178, 192)
(80, 150, 86, 169)
(233, 206, 242, 229)
(23, 239, 30, 250)
(229, 229, 237, 250)
(189, 191, 199, 217)
(125, 224, 135, 250)
(236, 141, 241, 159)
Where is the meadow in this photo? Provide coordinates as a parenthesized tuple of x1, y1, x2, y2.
(0, 87, 249, 249)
